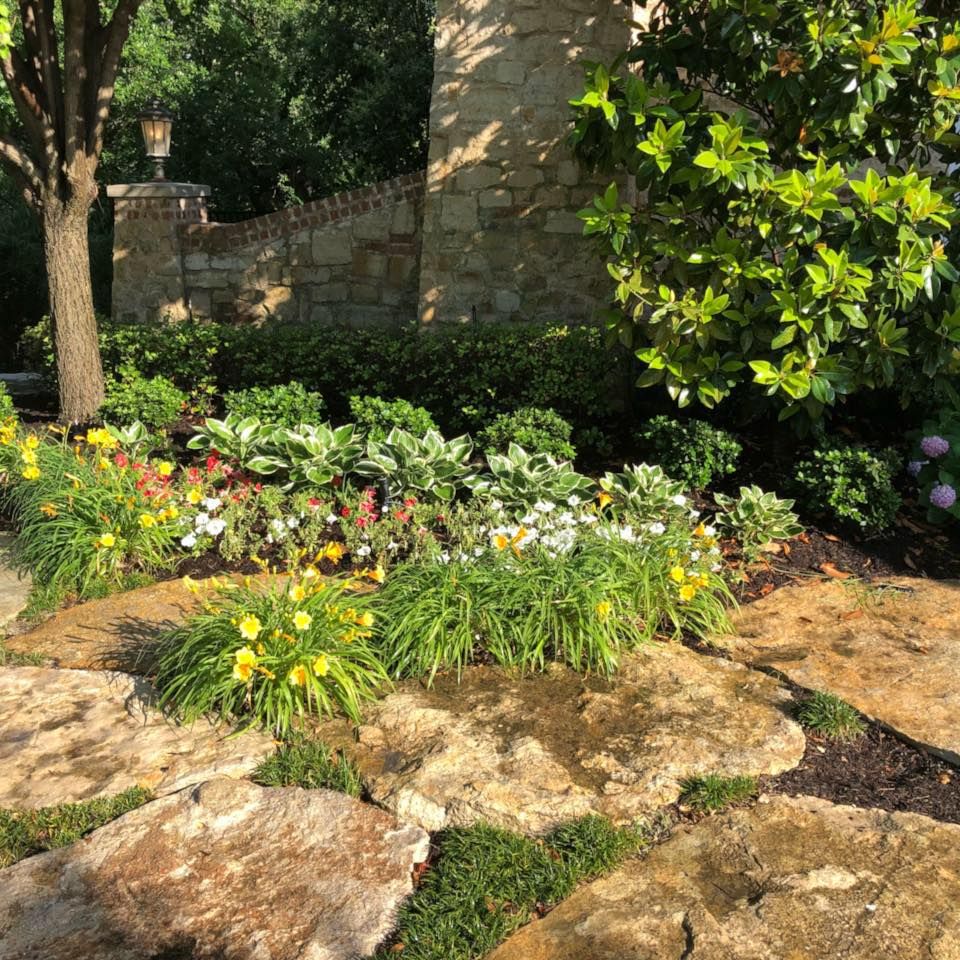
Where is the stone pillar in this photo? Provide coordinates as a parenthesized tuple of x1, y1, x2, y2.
(106, 182, 211, 323)
(417, 0, 634, 326)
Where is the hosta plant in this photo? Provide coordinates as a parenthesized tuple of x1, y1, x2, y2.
(598, 462, 690, 525)
(715, 485, 803, 561)
(355, 428, 478, 501)
(471, 443, 595, 514)
(276, 422, 364, 489)
(155, 571, 389, 736)
(571, 2, 960, 424)
(187, 415, 286, 475)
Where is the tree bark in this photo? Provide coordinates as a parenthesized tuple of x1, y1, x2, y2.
(43, 193, 105, 424)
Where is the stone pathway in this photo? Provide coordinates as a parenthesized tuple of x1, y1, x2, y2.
(317, 643, 805, 835)
(0, 666, 272, 808)
(3, 577, 205, 673)
(0, 532, 31, 629)
(724, 576, 960, 763)
(488, 794, 960, 960)
(0, 777, 430, 960)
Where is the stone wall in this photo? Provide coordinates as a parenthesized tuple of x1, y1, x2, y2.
(109, 174, 424, 325)
(417, 0, 634, 324)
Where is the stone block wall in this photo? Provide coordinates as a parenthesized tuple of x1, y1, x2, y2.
(109, 174, 424, 325)
(417, 0, 635, 324)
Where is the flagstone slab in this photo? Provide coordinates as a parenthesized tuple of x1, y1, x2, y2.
(0, 532, 31, 629)
(724, 577, 960, 764)
(316, 644, 805, 835)
(0, 666, 272, 809)
(487, 794, 960, 960)
(3, 578, 202, 673)
(0, 777, 430, 960)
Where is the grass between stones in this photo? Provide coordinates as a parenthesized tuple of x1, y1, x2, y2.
(796, 691, 867, 741)
(0, 786, 152, 869)
(252, 736, 363, 797)
(376, 814, 666, 960)
(0, 636, 44, 666)
(679, 774, 758, 814)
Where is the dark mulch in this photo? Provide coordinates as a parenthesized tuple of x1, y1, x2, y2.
(763, 722, 960, 825)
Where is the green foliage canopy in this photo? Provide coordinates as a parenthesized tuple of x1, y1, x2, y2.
(572, 1, 960, 424)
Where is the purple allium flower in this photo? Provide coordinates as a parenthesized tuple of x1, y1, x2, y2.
(920, 435, 950, 458)
(929, 483, 957, 510)
(907, 459, 927, 477)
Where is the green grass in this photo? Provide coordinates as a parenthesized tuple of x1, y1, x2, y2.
(0, 786, 152, 868)
(796, 691, 866, 741)
(377, 815, 658, 960)
(0, 636, 45, 666)
(252, 736, 364, 797)
(679, 774, 758, 814)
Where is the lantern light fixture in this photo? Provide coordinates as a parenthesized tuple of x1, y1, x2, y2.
(138, 99, 175, 181)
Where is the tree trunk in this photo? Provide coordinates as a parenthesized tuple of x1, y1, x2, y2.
(43, 198, 105, 425)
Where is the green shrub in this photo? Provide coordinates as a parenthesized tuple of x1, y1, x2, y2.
(679, 775, 757, 814)
(572, 6, 960, 423)
(380, 817, 649, 960)
(477, 406, 576, 460)
(0, 425, 180, 597)
(223, 382, 325, 429)
(155, 572, 388, 736)
(0, 787, 151, 869)
(377, 520, 732, 682)
(252, 736, 363, 797)
(796, 691, 866, 741)
(715, 485, 804, 561)
(100, 365, 187, 430)
(349, 395, 437, 442)
(639, 416, 741, 490)
(793, 444, 901, 535)
(0, 383, 14, 420)
(21, 319, 619, 436)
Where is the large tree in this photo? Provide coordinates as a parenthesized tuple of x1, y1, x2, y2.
(0, 0, 145, 422)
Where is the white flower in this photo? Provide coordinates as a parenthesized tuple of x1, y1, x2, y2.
(194, 512, 210, 529)
(439, 551, 451, 564)
(356, 545, 372, 557)
(689, 509, 701, 519)
(387, 541, 399, 552)
(671, 494, 687, 507)
(204, 518, 226, 537)
(580, 514, 598, 525)
(711, 562, 723, 572)
(557, 511, 576, 526)
(567, 495, 581, 507)
(520, 513, 538, 526)
(689, 549, 701, 562)
(648, 521, 666, 535)
(533, 500, 556, 514)
(704, 524, 717, 537)
(325, 513, 338, 525)
(490, 499, 504, 511)
(180, 532, 197, 549)
(286, 516, 299, 530)
(201, 497, 222, 512)
(473, 546, 484, 556)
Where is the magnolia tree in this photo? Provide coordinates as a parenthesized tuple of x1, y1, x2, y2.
(572, 0, 960, 425)
(0, 0, 146, 422)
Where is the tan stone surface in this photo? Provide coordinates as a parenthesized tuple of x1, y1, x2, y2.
(4, 578, 202, 673)
(0, 667, 273, 808)
(317, 644, 804, 835)
(0, 777, 430, 960)
(488, 794, 960, 960)
(724, 577, 960, 763)
(0, 533, 30, 629)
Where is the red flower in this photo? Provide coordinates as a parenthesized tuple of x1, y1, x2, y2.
(188, 467, 201, 484)
(340, 506, 351, 517)
(403, 497, 417, 507)
(254, 483, 262, 493)
(114, 453, 128, 468)
(356, 516, 368, 529)
(206, 453, 220, 472)
(395, 510, 410, 523)
(332, 475, 343, 488)
(435, 515, 445, 523)
(308, 497, 322, 509)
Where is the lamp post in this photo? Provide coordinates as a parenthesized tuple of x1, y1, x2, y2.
(137, 99, 174, 181)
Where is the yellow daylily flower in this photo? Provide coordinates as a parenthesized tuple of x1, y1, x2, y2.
(24, 435, 39, 450)
(156, 461, 174, 478)
(138, 513, 157, 529)
(287, 664, 308, 686)
(232, 646, 258, 682)
(21, 465, 40, 481)
(96, 532, 116, 549)
(669, 566, 685, 584)
(597, 491, 613, 509)
(595, 600, 612, 621)
(293, 610, 313, 631)
(367, 565, 386, 584)
(40, 502, 58, 517)
(289, 584, 307, 602)
(312, 654, 328, 677)
(186, 488, 203, 505)
(678, 584, 698, 602)
(238, 614, 262, 641)
(355, 611, 375, 628)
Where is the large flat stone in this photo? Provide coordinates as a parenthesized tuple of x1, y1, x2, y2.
(4, 578, 203, 673)
(0, 532, 31, 628)
(316, 644, 805, 835)
(488, 794, 960, 960)
(0, 777, 430, 960)
(0, 667, 272, 808)
(724, 577, 960, 763)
